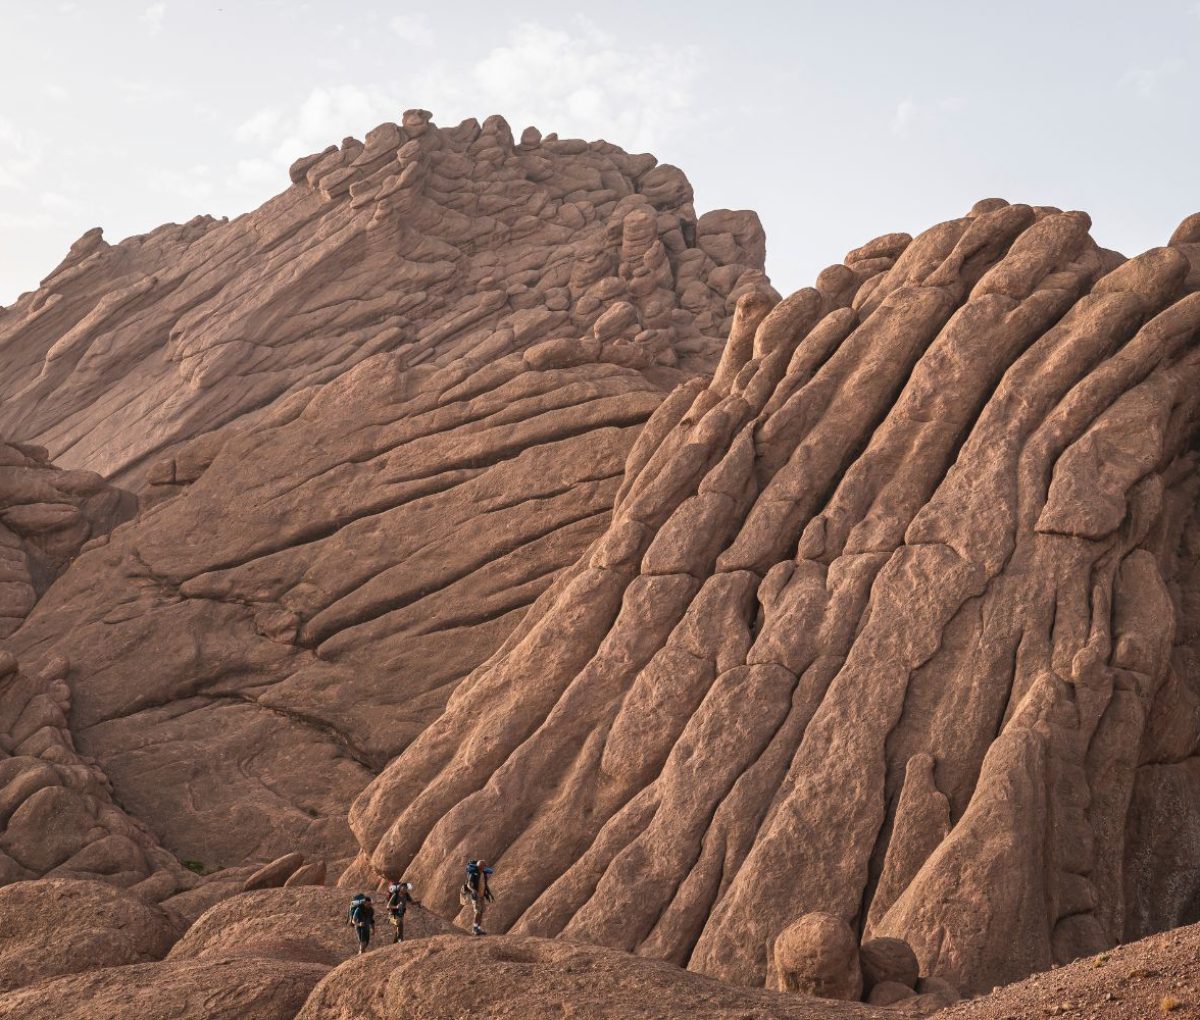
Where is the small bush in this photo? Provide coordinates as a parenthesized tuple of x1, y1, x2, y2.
(1160, 995, 1182, 1012)
(183, 860, 206, 875)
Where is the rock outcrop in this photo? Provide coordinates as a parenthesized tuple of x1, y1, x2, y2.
(346, 200, 1200, 996)
(0, 879, 182, 993)
(293, 934, 889, 1020)
(3, 102, 1200, 1013)
(0, 653, 191, 893)
(0, 957, 329, 1020)
(167, 886, 456, 966)
(0, 110, 768, 489)
(0, 111, 769, 875)
(0, 437, 133, 637)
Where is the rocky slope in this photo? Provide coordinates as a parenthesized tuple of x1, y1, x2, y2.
(347, 202, 1200, 996)
(2, 105, 1199, 1017)
(0, 110, 768, 877)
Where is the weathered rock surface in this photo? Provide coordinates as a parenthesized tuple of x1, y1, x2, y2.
(941, 919, 1200, 1019)
(0, 653, 191, 891)
(0, 111, 768, 873)
(345, 200, 1200, 997)
(0, 957, 328, 1020)
(772, 913, 863, 1000)
(0, 111, 767, 488)
(294, 934, 890, 1020)
(0, 879, 182, 993)
(0, 437, 133, 638)
(168, 886, 457, 966)
(3, 104, 1200, 1013)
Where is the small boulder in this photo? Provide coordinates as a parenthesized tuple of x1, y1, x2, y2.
(283, 861, 326, 888)
(241, 852, 305, 892)
(771, 912, 863, 1001)
(860, 936, 920, 991)
(867, 980, 917, 1006)
(915, 975, 962, 1007)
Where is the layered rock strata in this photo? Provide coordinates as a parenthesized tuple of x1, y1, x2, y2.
(0, 112, 768, 872)
(347, 201, 1200, 995)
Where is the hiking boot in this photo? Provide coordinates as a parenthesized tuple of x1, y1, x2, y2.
(472, 924, 485, 936)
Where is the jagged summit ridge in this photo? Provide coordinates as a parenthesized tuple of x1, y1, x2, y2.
(0, 108, 770, 486)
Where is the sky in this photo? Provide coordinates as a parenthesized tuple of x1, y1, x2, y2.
(2, 0, 1199, 305)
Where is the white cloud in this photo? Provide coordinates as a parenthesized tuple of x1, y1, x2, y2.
(222, 20, 702, 206)
(236, 107, 283, 144)
(142, 2, 166, 35)
(44, 84, 70, 102)
(890, 96, 967, 136)
(143, 164, 214, 202)
(0, 117, 43, 190)
(422, 20, 700, 153)
(1118, 59, 1184, 98)
(228, 157, 279, 190)
(389, 14, 434, 47)
(890, 98, 917, 136)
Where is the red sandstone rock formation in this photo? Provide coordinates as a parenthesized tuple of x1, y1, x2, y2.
(0, 112, 767, 874)
(0, 437, 133, 638)
(2, 104, 1199, 1015)
(346, 201, 1200, 996)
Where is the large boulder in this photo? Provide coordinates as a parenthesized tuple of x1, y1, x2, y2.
(0, 879, 183, 993)
(770, 913, 863, 1001)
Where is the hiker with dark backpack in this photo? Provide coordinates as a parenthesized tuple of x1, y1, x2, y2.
(459, 858, 494, 936)
(385, 881, 417, 943)
(347, 893, 375, 954)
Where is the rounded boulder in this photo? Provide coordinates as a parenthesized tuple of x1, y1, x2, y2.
(771, 912, 862, 1001)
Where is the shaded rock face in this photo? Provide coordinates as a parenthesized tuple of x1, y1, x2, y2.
(0, 437, 134, 638)
(0, 112, 768, 489)
(346, 200, 1200, 995)
(0, 113, 768, 873)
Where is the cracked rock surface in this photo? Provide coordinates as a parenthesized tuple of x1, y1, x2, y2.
(346, 200, 1200, 995)
(0, 111, 767, 873)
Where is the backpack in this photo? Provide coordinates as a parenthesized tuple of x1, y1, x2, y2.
(348, 894, 367, 925)
(465, 860, 494, 900)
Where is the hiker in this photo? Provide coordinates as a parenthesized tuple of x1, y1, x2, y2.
(459, 858, 494, 936)
(348, 893, 375, 954)
(386, 881, 417, 943)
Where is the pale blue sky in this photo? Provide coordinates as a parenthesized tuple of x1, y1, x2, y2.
(2, 0, 1198, 304)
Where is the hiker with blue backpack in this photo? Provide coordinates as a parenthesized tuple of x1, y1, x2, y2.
(347, 893, 375, 954)
(459, 858, 494, 936)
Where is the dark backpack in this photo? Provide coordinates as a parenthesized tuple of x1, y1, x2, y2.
(465, 860, 494, 899)
(348, 896, 368, 925)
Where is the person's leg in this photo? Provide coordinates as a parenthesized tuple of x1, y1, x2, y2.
(357, 926, 368, 954)
(397, 913, 405, 942)
(473, 897, 486, 934)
